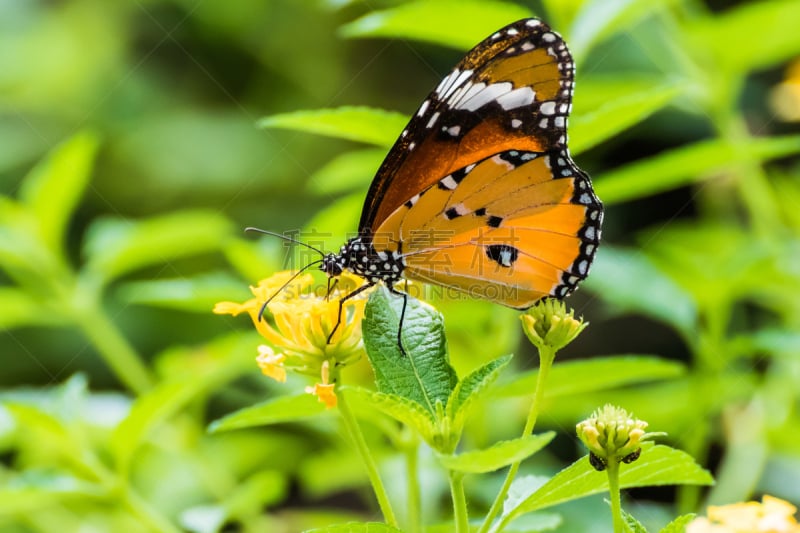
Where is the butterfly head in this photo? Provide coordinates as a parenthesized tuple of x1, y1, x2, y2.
(321, 250, 345, 278)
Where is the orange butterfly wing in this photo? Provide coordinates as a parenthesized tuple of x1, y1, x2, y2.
(371, 150, 600, 306)
(340, 17, 602, 308)
(359, 18, 575, 234)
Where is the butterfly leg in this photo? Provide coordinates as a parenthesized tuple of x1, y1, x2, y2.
(387, 284, 409, 356)
(327, 282, 375, 345)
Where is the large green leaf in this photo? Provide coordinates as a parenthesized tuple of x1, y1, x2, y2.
(304, 523, 404, 533)
(596, 135, 800, 205)
(447, 354, 512, 435)
(343, 387, 436, 444)
(568, 0, 668, 60)
(685, 0, 800, 74)
(570, 84, 680, 154)
(84, 210, 234, 283)
(582, 245, 698, 338)
(209, 393, 329, 433)
(18, 131, 99, 256)
(116, 272, 251, 312)
(437, 433, 554, 473)
(496, 355, 685, 398)
(258, 107, 407, 147)
(307, 148, 385, 195)
(0, 287, 66, 329)
(504, 444, 712, 520)
(339, 1, 532, 51)
(362, 287, 457, 416)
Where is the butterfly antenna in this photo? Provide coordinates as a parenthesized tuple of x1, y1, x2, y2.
(245, 227, 326, 257)
(258, 259, 324, 321)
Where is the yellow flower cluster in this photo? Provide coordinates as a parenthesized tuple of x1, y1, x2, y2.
(687, 495, 800, 533)
(214, 270, 369, 408)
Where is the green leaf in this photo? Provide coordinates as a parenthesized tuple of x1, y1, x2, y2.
(685, 0, 800, 74)
(111, 378, 209, 474)
(338, 0, 532, 51)
(258, 107, 407, 147)
(18, 131, 99, 255)
(437, 432, 554, 473)
(571, 84, 680, 154)
(568, 0, 666, 60)
(621, 507, 649, 533)
(660, 514, 696, 533)
(447, 354, 512, 435)
(343, 387, 436, 443)
(209, 393, 329, 433)
(496, 355, 686, 398)
(0, 287, 66, 329)
(0, 471, 105, 516)
(505, 444, 713, 520)
(84, 210, 234, 283)
(582, 245, 698, 338)
(306, 148, 385, 195)
(595, 136, 800, 205)
(304, 523, 404, 533)
(116, 272, 251, 312)
(362, 286, 457, 416)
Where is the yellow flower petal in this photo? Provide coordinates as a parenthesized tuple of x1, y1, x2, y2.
(305, 382, 337, 408)
(256, 345, 287, 383)
(213, 301, 252, 316)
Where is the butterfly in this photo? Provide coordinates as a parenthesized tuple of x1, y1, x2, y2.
(311, 18, 602, 348)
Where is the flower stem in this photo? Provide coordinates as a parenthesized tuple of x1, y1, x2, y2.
(338, 390, 398, 527)
(479, 346, 556, 533)
(73, 305, 154, 394)
(607, 459, 625, 533)
(403, 433, 422, 533)
(449, 470, 469, 533)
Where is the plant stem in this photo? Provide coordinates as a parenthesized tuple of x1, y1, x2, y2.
(479, 346, 556, 533)
(124, 486, 184, 533)
(607, 459, 625, 533)
(338, 389, 398, 527)
(73, 305, 154, 394)
(404, 432, 422, 533)
(449, 470, 469, 533)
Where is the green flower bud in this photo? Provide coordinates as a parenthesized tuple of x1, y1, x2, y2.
(576, 404, 664, 471)
(520, 299, 587, 352)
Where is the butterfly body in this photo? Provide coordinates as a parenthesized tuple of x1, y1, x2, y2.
(322, 17, 602, 314)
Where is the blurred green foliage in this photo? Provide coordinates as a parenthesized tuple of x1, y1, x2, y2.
(1, 0, 800, 532)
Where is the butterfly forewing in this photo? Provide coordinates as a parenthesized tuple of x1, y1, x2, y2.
(359, 18, 575, 233)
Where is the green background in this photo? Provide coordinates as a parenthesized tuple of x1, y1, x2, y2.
(1, 0, 799, 531)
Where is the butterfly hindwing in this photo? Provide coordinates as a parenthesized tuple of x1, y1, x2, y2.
(359, 18, 575, 234)
(371, 149, 601, 306)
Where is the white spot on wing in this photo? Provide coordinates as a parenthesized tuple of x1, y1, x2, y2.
(446, 125, 461, 136)
(416, 99, 429, 117)
(449, 82, 485, 108)
(457, 82, 513, 111)
(511, 119, 522, 128)
(539, 101, 556, 115)
(426, 111, 440, 129)
(441, 69, 473, 99)
(440, 175, 458, 190)
(507, 28, 518, 36)
(496, 86, 536, 110)
(526, 19, 541, 27)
